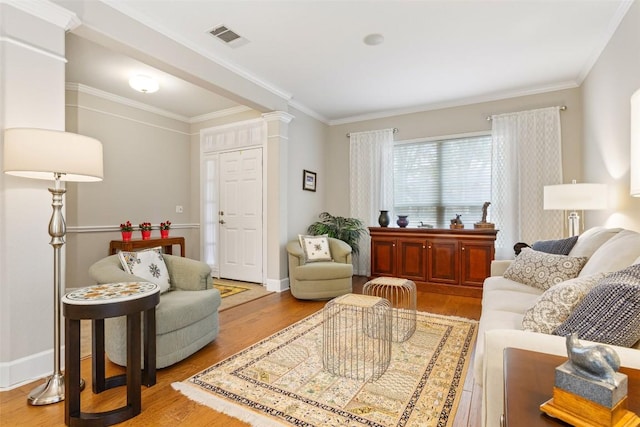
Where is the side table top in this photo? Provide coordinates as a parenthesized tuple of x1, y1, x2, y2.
(63, 282, 159, 305)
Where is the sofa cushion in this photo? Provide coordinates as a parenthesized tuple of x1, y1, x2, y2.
(298, 235, 333, 262)
(294, 261, 352, 280)
(531, 236, 578, 255)
(579, 229, 640, 277)
(554, 264, 640, 347)
(522, 273, 606, 334)
(118, 247, 171, 293)
(568, 227, 621, 258)
(503, 248, 587, 291)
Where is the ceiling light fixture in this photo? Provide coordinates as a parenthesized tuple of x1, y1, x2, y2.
(363, 33, 384, 46)
(129, 75, 159, 93)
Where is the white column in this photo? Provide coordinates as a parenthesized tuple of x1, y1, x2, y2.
(0, 2, 78, 389)
(262, 111, 294, 292)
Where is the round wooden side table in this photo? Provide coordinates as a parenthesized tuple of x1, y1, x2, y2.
(63, 282, 160, 426)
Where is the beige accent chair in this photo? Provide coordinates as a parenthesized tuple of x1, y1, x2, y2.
(286, 237, 353, 300)
(88, 254, 220, 368)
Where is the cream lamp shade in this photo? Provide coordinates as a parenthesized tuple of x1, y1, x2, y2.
(3, 128, 103, 181)
(631, 89, 640, 197)
(543, 182, 608, 211)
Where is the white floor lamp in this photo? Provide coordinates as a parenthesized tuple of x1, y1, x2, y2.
(3, 128, 103, 405)
(543, 180, 607, 237)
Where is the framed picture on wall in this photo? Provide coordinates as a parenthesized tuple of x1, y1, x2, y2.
(303, 170, 317, 192)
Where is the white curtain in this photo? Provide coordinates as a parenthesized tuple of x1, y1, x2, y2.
(349, 129, 395, 276)
(491, 107, 564, 259)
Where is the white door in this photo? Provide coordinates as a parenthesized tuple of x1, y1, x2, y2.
(219, 148, 263, 282)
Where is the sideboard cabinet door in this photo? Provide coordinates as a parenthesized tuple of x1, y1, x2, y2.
(371, 237, 397, 276)
(427, 238, 459, 285)
(460, 239, 495, 287)
(397, 239, 427, 281)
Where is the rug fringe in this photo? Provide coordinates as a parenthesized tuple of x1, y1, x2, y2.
(172, 382, 285, 427)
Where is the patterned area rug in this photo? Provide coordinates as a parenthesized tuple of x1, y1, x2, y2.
(173, 309, 477, 427)
(213, 281, 251, 298)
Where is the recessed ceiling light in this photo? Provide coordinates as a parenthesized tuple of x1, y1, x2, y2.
(129, 75, 159, 93)
(363, 33, 384, 46)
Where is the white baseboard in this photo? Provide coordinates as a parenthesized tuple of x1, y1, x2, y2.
(265, 277, 289, 293)
(0, 346, 64, 391)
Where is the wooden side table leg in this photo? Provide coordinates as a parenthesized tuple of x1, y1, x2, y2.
(142, 307, 156, 387)
(64, 317, 81, 425)
(92, 319, 106, 393)
(127, 312, 142, 415)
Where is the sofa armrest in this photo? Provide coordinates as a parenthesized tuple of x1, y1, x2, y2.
(88, 255, 147, 284)
(490, 260, 513, 277)
(480, 330, 640, 427)
(163, 255, 212, 291)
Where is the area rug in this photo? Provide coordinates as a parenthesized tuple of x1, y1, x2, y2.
(214, 281, 250, 298)
(173, 309, 477, 427)
(214, 279, 273, 312)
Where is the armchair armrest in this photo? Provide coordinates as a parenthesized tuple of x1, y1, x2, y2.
(328, 238, 353, 264)
(88, 255, 147, 284)
(286, 240, 304, 270)
(163, 255, 212, 291)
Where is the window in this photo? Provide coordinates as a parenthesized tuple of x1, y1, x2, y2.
(393, 134, 492, 228)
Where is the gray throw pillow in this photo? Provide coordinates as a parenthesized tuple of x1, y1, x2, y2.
(554, 264, 640, 347)
(503, 248, 587, 291)
(531, 236, 579, 255)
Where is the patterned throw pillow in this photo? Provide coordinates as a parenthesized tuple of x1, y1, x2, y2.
(118, 247, 171, 293)
(503, 248, 587, 290)
(531, 236, 579, 255)
(299, 235, 332, 263)
(554, 264, 640, 347)
(522, 273, 606, 334)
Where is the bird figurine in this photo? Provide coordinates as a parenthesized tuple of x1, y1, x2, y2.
(565, 333, 621, 387)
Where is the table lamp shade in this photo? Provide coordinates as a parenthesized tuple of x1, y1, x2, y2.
(632, 89, 640, 197)
(543, 182, 607, 211)
(3, 128, 103, 182)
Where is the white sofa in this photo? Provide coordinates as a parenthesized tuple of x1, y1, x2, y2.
(475, 227, 640, 427)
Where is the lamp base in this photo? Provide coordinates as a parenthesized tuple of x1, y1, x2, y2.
(27, 373, 85, 405)
(27, 373, 64, 405)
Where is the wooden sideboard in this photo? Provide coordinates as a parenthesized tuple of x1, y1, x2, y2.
(109, 236, 186, 257)
(369, 227, 498, 297)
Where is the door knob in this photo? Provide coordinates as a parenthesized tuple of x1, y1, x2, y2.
(219, 219, 225, 224)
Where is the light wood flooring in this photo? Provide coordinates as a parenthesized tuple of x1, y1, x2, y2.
(0, 277, 483, 426)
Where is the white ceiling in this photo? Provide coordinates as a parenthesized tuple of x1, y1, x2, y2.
(65, 0, 633, 124)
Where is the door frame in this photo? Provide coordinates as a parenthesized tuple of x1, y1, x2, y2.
(200, 118, 267, 284)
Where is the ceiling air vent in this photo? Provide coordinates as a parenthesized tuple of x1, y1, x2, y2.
(208, 25, 249, 48)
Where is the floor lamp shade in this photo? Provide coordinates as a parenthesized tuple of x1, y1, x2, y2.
(3, 128, 103, 181)
(2, 127, 103, 405)
(632, 89, 640, 197)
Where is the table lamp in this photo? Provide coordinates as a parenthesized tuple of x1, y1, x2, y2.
(3, 128, 103, 405)
(543, 180, 607, 237)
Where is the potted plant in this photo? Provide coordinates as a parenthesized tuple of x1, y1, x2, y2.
(120, 221, 133, 242)
(306, 212, 367, 255)
(160, 220, 171, 238)
(139, 222, 152, 240)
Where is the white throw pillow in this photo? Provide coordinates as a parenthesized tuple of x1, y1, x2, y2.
(299, 235, 332, 263)
(522, 273, 606, 334)
(503, 248, 587, 291)
(118, 247, 171, 293)
(579, 229, 640, 277)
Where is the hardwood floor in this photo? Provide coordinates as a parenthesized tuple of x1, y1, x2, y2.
(0, 277, 483, 426)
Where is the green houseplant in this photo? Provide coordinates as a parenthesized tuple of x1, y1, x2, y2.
(306, 212, 367, 255)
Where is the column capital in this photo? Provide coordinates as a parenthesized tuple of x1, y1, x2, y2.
(262, 111, 295, 124)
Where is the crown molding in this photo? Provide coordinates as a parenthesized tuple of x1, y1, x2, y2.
(189, 106, 254, 124)
(262, 111, 295, 124)
(3, 0, 81, 30)
(288, 99, 328, 124)
(0, 35, 67, 62)
(329, 81, 580, 126)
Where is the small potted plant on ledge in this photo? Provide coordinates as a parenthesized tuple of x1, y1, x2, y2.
(160, 220, 171, 238)
(120, 221, 133, 242)
(139, 222, 152, 240)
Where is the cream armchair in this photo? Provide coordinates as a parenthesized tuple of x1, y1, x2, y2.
(286, 237, 353, 300)
(88, 254, 220, 368)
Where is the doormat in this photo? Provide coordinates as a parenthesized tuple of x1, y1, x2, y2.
(213, 282, 251, 298)
(173, 309, 477, 426)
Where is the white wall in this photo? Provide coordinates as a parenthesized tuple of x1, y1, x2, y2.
(0, 3, 72, 389)
(582, 0, 640, 231)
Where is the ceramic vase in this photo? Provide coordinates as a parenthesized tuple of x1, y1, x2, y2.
(378, 210, 390, 227)
(397, 215, 409, 228)
(141, 230, 151, 240)
(121, 231, 132, 242)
